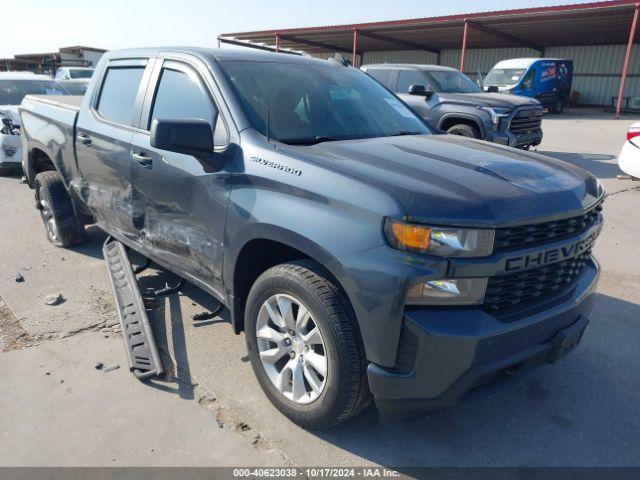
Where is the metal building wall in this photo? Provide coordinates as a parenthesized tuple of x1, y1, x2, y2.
(545, 44, 640, 106)
(312, 44, 638, 106)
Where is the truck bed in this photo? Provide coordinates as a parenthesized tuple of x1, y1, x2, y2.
(24, 94, 84, 111)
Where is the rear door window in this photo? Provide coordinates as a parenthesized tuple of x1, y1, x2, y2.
(96, 66, 145, 125)
(366, 69, 394, 89)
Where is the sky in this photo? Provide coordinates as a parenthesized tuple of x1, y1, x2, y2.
(3, 0, 602, 58)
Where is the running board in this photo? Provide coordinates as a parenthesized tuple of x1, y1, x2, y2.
(103, 237, 164, 380)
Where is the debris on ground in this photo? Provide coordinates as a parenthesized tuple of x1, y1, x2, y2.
(14, 273, 24, 283)
(192, 303, 224, 321)
(94, 362, 104, 370)
(237, 422, 251, 432)
(44, 294, 64, 306)
(102, 363, 120, 373)
(198, 393, 216, 405)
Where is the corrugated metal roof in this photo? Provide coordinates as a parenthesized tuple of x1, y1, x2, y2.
(220, 1, 638, 53)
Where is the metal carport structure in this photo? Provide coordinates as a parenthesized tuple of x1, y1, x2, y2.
(219, 0, 640, 116)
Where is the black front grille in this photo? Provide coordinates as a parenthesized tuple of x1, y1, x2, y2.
(494, 202, 603, 252)
(484, 251, 591, 316)
(509, 108, 543, 134)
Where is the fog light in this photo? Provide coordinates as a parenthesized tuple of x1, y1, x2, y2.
(406, 278, 488, 306)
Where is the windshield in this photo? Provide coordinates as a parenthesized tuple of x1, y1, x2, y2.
(0, 80, 67, 105)
(220, 61, 429, 144)
(70, 69, 93, 79)
(484, 68, 527, 86)
(426, 70, 482, 93)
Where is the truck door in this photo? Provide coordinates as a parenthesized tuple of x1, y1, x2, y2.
(128, 58, 231, 295)
(75, 58, 153, 239)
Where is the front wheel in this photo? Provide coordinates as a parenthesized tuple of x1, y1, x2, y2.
(245, 260, 370, 429)
(446, 123, 481, 139)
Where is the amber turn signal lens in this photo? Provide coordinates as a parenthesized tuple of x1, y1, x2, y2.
(389, 221, 431, 251)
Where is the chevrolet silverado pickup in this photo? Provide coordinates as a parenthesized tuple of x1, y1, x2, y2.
(19, 48, 604, 428)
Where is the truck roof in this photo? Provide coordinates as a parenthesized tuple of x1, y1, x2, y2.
(102, 47, 331, 66)
(362, 64, 458, 72)
(492, 58, 570, 69)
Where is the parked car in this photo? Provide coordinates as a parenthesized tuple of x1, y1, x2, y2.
(0, 72, 67, 175)
(55, 67, 94, 95)
(484, 58, 574, 113)
(362, 64, 543, 149)
(618, 123, 640, 179)
(20, 48, 603, 428)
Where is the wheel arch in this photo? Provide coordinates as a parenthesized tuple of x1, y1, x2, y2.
(225, 225, 344, 335)
(437, 113, 486, 139)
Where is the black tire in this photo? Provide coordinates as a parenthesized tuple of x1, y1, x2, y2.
(35, 171, 86, 247)
(245, 260, 370, 429)
(446, 123, 481, 138)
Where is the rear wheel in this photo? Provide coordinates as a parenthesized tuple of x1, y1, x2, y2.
(35, 171, 86, 247)
(446, 123, 481, 139)
(245, 260, 370, 429)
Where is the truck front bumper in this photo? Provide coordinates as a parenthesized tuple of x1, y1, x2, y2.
(368, 257, 598, 421)
(486, 128, 542, 149)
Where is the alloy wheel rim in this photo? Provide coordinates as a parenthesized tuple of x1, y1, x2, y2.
(256, 294, 327, 404)
(38, 187, 58, 242)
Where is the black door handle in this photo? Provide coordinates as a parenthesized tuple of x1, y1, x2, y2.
(78, 133, 92, 145)
(131, 152, 152, 167)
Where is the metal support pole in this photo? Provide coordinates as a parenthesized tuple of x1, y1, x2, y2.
(275, 33, 280, 53)
(352, 29, 359, 68)
(460, 19, 469, 72)
(616, 4, 639, 117)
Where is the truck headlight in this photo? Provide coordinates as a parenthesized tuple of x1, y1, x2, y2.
(384, 219, 494, 257)
(405, 277, 488, 305)
(480, 106, 512, 126)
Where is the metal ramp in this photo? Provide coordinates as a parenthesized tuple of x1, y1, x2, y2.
(103, 237, 164, 380)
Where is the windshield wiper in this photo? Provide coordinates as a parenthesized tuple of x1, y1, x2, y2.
(388, 131, 423, 137)
(279, 135, 340, 146)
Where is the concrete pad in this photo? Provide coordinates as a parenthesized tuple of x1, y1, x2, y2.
(0, 331, 286, 466)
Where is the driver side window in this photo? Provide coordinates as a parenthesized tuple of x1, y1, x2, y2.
(522, 69, 536, 90)
(397, 70, 428, 93)
(149, 65, 228, 146)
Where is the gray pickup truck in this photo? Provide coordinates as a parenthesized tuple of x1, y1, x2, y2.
(362, 64, 544, 149)
(19, 47, 603, 428)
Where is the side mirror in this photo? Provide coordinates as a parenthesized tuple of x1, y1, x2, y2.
(409, 84, 433, 98)
(487, 85, 499, 93)
(151, 118, 223, 171)
(151, 118, 214, 155)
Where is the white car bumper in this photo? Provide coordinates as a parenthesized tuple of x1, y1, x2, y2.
(0, 133, 22, 171)
(618, 139, 640, 179)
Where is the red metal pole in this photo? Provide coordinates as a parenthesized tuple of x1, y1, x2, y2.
(616, 4, 639, 117)
(460, 19, 469, 72)
(275, 33, 280, 52)
(352, 29, 358, 67)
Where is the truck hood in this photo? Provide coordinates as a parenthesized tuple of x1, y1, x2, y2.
(437, 92, 539, 108)
(0, 106, 21, 127)
(286, 134, 601, 227)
